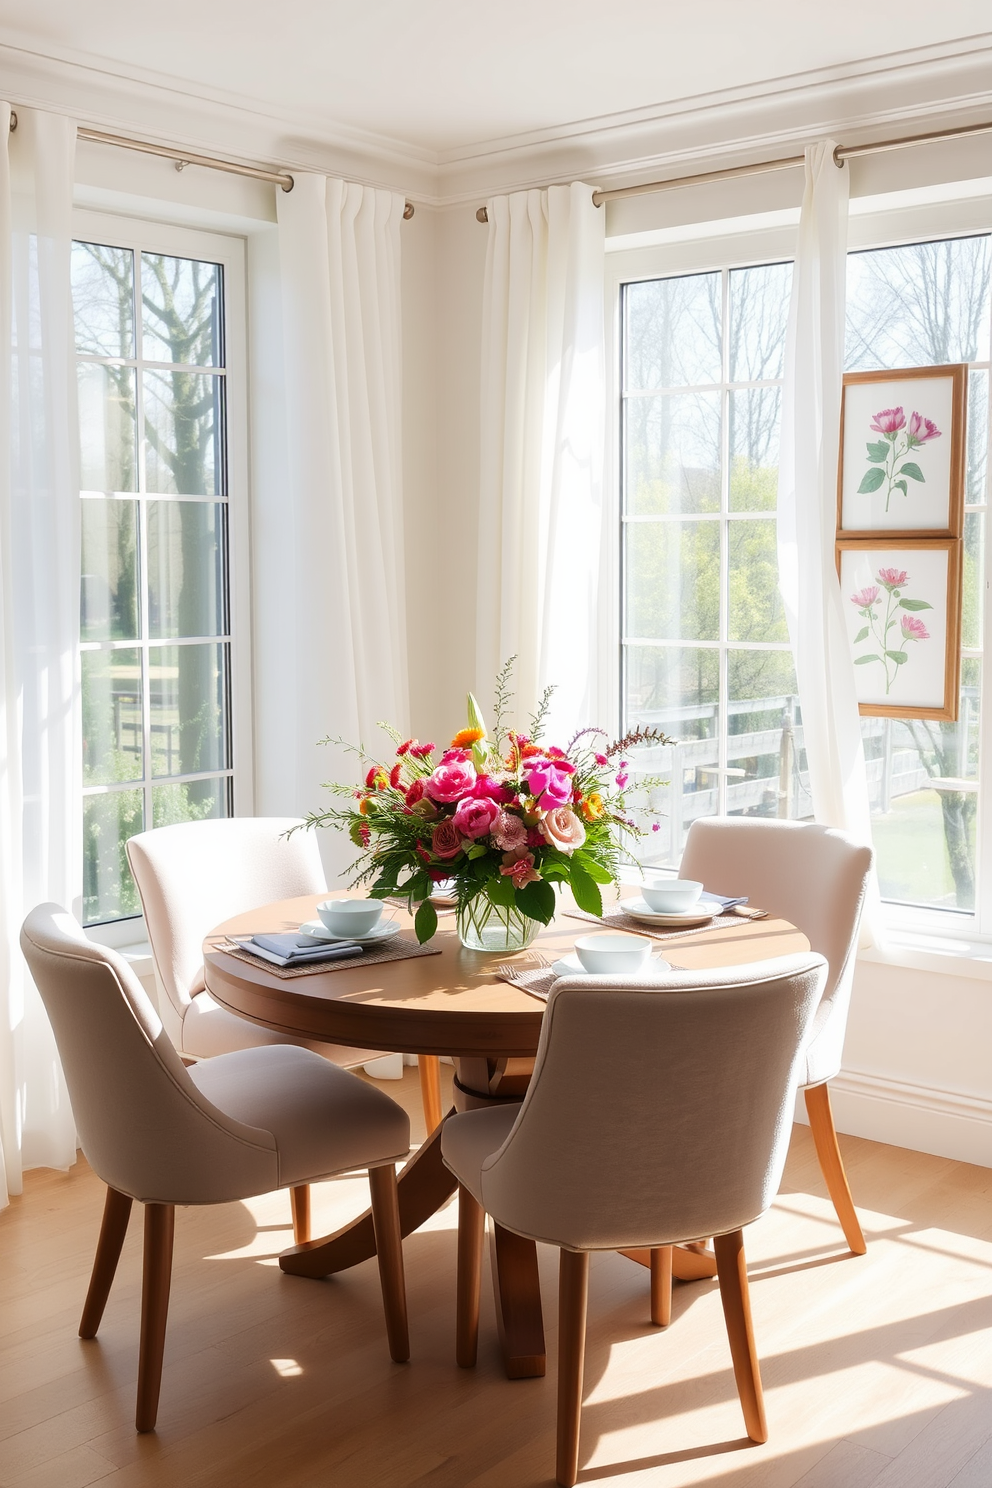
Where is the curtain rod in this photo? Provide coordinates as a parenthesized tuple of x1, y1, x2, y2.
(474, 116, 992, 222)
(7, 112, 416, 219)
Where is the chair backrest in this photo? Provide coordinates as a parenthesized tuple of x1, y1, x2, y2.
(126, 817, 326, 1042)
(477, 952, 827, 1253)
(20, 904, 280, 1205)
(680, 817, 872, 1085)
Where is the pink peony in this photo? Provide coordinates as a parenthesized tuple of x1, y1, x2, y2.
(870, 407, 905, 435)
(539, 806, 587, 855)
(877, 568, 908, 591)
(431, 819, 465, 860)
(499, 849, 541, 888)
(851, 585, 880, 609)
(452, 795, 500, 840)
(901, 614, 930, 642)
(908, 410, 941, 444)
(523, 757, 574, 808)
(473, 773, 513, 805)
(425, 757, 477, 802)
(492, 809, 528, 851)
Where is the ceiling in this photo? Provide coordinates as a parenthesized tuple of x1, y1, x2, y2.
(2, 2, 991, 159)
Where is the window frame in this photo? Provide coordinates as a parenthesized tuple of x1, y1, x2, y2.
(73, 210, 253, 943)
(604, 186, 992, 944)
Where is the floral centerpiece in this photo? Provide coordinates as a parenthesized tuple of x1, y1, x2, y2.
(300, 661, 672, 951)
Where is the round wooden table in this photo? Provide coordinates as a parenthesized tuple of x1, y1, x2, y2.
(205, 893, 809, 1378)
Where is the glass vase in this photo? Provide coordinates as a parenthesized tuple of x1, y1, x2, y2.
(457, 896, 541, 953)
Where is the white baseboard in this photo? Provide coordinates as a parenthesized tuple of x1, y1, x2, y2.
(795, 1070, 992, 1169)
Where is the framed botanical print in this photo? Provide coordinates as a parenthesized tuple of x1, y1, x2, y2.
(837, 365, 966, 539)
(837, 540, 962, 720)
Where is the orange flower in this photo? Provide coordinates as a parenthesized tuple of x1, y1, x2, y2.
(580, 792, 605, 822)
(450, 727, 484, 748)
(520, 743, 543, 759)
(358, 796, 375, 816)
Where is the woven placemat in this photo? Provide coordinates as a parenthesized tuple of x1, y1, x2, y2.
(564, 906, 745, 943)
(219, 935, 442, 980)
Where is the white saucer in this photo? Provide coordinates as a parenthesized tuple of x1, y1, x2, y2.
(620, 897, 715, 928)
(299, 918, 401, 946)
(552, 953, 671, 978)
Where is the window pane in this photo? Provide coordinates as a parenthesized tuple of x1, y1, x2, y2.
(78, 362, 137, 491)
(729, 262, 792, 382)
(141, 254, 222, 366)
(81, 500, 139, 642)
(624, 392, 720, 514)
(729, 387, 781, 511)
(82, 648, 143, 785)
(153, 777, 228, 828)
(83, 790, 144, 924)
(728, 649, 809, 821)
(963, 510, 984, 652)
(71, 242, 134, 359)
(144, 369, 223, 495)
(863, 660, 980, 912)
(626, 520, 720, 641)
(728, 518, 788, 643)
(968, 369, 988, 505)
(150, 643, 228, 778)
(625, 274, 721, 390)
(846, 237, 992, 370)
(148, 502, 226, 639)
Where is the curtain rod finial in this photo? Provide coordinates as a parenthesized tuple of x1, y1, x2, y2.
(403, 201, 415, 220)
(476, 205, 489, 223)
(9, 110, 16, 131)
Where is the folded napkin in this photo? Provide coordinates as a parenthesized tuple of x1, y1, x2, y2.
(496, 961, 558, 1002)
(233, 933, 365, 968)
(699, 892, 748, 911)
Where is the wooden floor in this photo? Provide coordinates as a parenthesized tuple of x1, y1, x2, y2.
(1, 1067, 990, 1488)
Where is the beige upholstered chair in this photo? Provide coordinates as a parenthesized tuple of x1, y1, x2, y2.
(680, 817, 873, 1254)
(441, 952, 828, 1487)
(126, 817, 444, 1189)
(21, 904, 411, 1434)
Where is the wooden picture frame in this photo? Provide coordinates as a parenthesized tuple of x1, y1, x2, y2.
(837, 364, 966, 540)
(836, 539, 961, 721)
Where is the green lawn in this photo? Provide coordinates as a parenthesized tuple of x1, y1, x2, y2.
(871, 790, 973, 909)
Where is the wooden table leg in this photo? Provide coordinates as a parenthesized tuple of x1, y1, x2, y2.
(279, 1116, 457, 1279)
(619, 1244, 718, 1281)
(490, 1221, 546, 1379)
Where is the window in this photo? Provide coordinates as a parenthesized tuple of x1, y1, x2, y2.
(615, 219, 992, 929)
(619, 260, 803, 868)
(73, 222, 246, 926)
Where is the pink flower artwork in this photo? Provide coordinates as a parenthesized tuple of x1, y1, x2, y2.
(877, 568, 908, 590)
(901, 614, 930, 642)
(849, 564, 933, 695)
(870, 407, 905, 434)
(860, 404, 941, 513)
(907, 410, 941, 445)
(850, 585, 880, 609)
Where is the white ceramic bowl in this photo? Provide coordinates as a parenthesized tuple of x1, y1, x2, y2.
(640, 879, 703, 914)
(316, 897, 384, 938)
(574, 932, 652, 975)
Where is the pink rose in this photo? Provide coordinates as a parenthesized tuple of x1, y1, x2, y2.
(908, 410, 941, 444)
(426, 757, 477, 802)
(870, 407, 905, 435)
(431, 819, 465, 860)
(492, 809, 528, 851)
(523, 757, 573, 808)
(499, 849, 541, 888)
(539, 806, 586, 855)
(473, 773, 513, 804)
(452, 795, 499, 840)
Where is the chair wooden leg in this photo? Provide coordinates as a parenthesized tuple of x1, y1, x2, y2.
(79, 1186, 133, 1339)
(455, 1185, 486, 1367)
(368, 1164, 409, 1364)
(649, 1245, 673, 1327)
(713, 1229, 767, 1444)
(556, 1249, 589, 1488)
(290, 1184, 311, 1245)
(418, 1055, 443, 1134)
(804, 1082, 867, 1255)
(136, 1203, 175, 1433)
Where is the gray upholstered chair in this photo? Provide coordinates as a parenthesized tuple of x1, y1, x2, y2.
(20, 903, 412, 1433)
(441, 952, 828, 1487)
(680, 816, 873, 1254)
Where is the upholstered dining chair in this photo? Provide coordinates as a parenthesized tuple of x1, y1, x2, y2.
(20, 903, 411, 1434)
(126, 817, 444, 1219)
(679, 816, 873, 1255)
(442, 952, 828, 1487)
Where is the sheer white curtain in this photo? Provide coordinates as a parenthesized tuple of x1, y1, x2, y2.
(476, 183, 606, 738)
(263, 177, 407, 871)
(0, 105, 80, 1206)
(777, 141, 879, 933)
